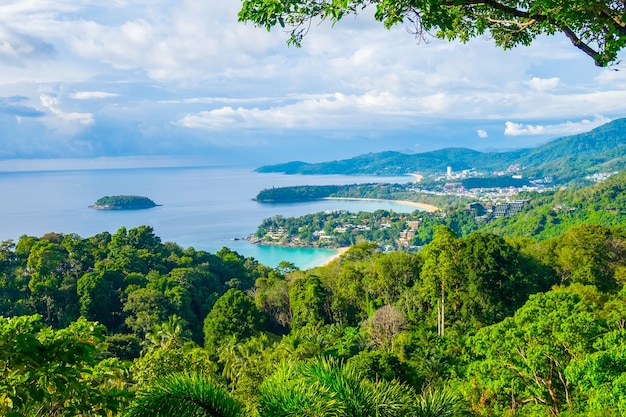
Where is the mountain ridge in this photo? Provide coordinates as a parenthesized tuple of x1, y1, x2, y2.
(256, 118, 626, 183)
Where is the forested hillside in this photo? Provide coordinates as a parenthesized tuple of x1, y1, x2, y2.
(482, 170, 626, 239)
(1, 218, 626, 415)
(256, 118, 626, 184)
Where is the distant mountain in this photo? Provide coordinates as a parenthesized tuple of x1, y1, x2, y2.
(256, 118, 626, 183)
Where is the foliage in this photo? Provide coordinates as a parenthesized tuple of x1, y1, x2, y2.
(124, 372, 242, 417)
(92, 195, 158, 210)
(457, 232, 556, 325)
(346, 349, 419, 388)
(255, 185, 344, 202)
(0, 225, 268, 347)
(240, 0, 626, 66)
(565, 328, 626, 415)
(413, 386, 464, 417)
(0, 212, 625, 415)
(131, 345, 218, 387)
(217, 333, 279, 413)
(288, 275, 330, 330)
(203, 289, 266, 352)
(257, 357, 416, 417)
(0, 315, 131, 417)
(468, 288, 606, 415)
(254, 270, 292, 332)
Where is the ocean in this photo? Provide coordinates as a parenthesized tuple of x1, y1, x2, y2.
(0, 164, 420, 269)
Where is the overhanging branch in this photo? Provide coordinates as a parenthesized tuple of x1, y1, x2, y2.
(561, 25, 603, 66)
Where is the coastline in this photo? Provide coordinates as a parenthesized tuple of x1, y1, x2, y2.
(323, 197, 439, 212)
(410, 173, 423, 183)
(322, 247, 350, 266)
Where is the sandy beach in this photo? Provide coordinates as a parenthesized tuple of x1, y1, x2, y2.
(410, 173, 423, 183)
(323, 197, 439, 212)
(322, 246, 350, 265)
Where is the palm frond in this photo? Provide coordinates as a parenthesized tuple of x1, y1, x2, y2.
(124, 372, 242, 417)
(258, 356, 415, 417)
(413, 386, 462, 417)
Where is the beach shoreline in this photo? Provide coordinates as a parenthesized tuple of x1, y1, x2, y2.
(322, 247, 350, 266)
(410, 173, 423, 183)
(323, 197, 439, 212)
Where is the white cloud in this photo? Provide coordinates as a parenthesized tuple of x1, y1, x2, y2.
(71, 91, 119, 99)
(526, 77, 560, 91)
(0, 0, 624, 158)
(594, 67, 626, 87)
(40, 94, 94, 133)
(177, 91, 419, 131)
(503, 116, 612, 136)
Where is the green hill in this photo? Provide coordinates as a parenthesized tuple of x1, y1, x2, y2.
(256, 118, 626, 184)
(90, 195, 159, 210)
(516, 118, 626, 182)
(481, 171, 626, 240)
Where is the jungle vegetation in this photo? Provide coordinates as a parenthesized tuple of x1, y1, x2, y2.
(1, 210, 625, 415)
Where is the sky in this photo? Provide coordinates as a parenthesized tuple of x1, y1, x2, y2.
(1, 0, 625, 168)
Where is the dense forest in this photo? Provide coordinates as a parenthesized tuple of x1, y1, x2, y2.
(2, 207, 626, 415)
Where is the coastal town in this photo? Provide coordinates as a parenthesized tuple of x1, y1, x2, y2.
(249, 165, 562, 250)
(249, 162, 622, 251)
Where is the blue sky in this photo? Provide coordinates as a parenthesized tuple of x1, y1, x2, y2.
(1, 0, 625, 167)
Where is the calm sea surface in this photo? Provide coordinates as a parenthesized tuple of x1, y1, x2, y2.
(0, 166, 420, 269)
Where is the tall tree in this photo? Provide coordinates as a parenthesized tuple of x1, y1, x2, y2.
(288, 275, 329, 330)
(239, 0, 626, 66)
(26, 240, 70, 324)
(419, 226, 462, 337)
(367, 251, 421, 306)
(203, 289, 266, 352)
(77, 270, 123, 329)
(458, 232, 552, 326)
(555, 224, 624, 292)
(469, 288, 606, 415)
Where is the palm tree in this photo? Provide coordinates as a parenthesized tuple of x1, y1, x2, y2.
(257, 356, 415, 417)
(257, 356, 463, 417)
(414, 386, 462, 417)
(144, 314, 188, 351)
(123, 372, 242, 417)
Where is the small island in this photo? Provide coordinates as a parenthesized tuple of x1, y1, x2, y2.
(89, 195, 160, 210)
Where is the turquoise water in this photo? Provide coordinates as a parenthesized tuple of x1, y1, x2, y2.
(0, 165, 419, 268)
(229, 244, 340, 270)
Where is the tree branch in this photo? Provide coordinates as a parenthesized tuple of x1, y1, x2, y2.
(486, 17, 537, 31)
(561, 25, 603, 66)
(457, 0, 534, 20)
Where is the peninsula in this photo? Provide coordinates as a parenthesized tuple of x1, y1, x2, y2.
(89, 195, 160, 210)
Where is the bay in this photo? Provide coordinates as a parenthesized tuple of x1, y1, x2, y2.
(0, 165, 421, 269)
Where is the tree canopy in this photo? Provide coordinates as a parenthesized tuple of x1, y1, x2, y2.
(238, 0, 626, 67)
(0, 219, 625, 415)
